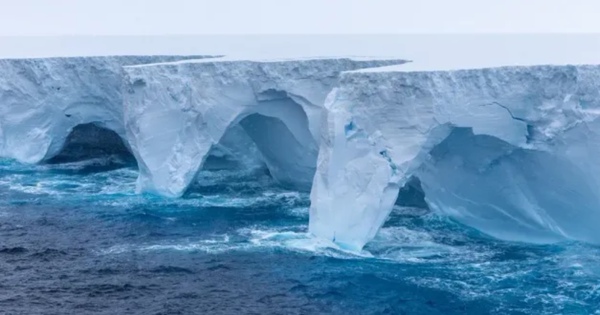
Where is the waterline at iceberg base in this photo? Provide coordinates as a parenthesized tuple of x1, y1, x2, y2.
(1, 55, 600, 314)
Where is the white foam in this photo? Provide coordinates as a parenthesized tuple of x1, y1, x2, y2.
(100, 234, 234, 255)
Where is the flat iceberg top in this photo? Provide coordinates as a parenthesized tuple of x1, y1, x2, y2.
(0, 55, 217, 65)
(124, 56, 406, 69)
(353, 59, 600, 74)
(344, 64, 600, 88)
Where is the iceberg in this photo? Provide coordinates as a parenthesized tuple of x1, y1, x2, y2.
(309, 63, 600, 250)
(0, 55, 211, 164)
(122, 57, 406, 197)
(4, 53, 600, 251)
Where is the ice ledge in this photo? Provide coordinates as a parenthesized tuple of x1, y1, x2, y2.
(352, 58, 600, 73)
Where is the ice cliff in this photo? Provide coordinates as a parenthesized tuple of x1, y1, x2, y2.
(122, 57, 405, 197)
(310, 64, 600, 250)
(4, 54, 600, 251)
(0, 55, 210, 164)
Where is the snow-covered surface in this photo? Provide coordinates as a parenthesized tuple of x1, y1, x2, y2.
(124, 55, 401, 68)
(0, 55, 213, 163)
(310, 64, 600, 250)
(122, 57, 406, 197)
(355, 60, 600, 73)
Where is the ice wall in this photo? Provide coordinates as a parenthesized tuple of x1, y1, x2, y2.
(310, 64, 600, 250)
(122, 57, 406, 197)
(0, 55, 211, 164)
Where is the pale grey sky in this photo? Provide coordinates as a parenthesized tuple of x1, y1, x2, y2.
(0, 0, 599, 36)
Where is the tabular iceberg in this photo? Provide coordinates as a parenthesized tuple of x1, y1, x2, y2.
(4, 53, 600, 252)
(122, 57, 406, 197)
(310, 64, 600, 250)
(0, 55, 211, 164)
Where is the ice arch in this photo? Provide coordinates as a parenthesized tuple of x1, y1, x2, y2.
(309, 64, 600, 250)
(126, 85, 319, 197)
(123, 57, 406, 197)
(196, 94, 319, 193)
(0, 55, 211, 164)
(46, 123, 134, 164)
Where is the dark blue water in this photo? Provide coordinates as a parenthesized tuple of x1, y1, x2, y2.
(1, 157, 599, 315)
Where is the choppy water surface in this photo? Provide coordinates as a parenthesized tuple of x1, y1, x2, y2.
(1, 157, 599, 314)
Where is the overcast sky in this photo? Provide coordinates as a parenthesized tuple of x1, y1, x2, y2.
(0, 0, 599, 36)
